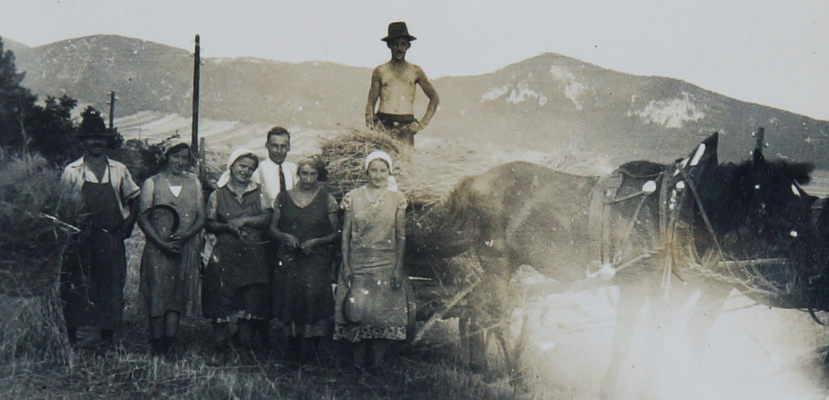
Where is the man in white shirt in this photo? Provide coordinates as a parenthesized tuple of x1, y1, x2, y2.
(256, 127, 297, 350)
(256, 127, 297, 206)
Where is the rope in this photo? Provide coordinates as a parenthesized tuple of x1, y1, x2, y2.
(809, 308, 828, 326)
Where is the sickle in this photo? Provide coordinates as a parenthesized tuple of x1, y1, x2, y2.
(142, 204, 180, 233)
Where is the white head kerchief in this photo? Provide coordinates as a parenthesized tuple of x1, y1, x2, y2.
(364, 150, 393, 171)
(364, 150, 397, 191)
(216, 148, 258, 187)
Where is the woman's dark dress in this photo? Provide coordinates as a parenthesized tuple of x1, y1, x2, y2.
(202, 185, 270, 321)
(275, 188, 337, 337)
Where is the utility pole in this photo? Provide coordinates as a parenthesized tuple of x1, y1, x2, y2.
(753, 127, 765, 156)
(192, 35, 200, 156)
(107, 91, 116, 129)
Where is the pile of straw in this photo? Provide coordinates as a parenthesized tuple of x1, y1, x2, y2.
(0, 154, 81, 362)
(320, 128, 491, 209)
(0, 154, 82, 298)
(320, 129, 412, 201)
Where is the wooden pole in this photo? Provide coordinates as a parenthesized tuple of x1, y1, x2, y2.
(412, 279, 481, 345)
(199, 137, 206, 184)
(108, 91, 116, 129)
(754, 126, 765, 155)
(192, 34, 200, 156)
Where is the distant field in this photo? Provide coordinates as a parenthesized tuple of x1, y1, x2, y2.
(803, 170, 829, 198)
(115, 111, 332, 159)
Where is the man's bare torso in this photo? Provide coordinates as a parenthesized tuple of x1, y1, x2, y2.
(376, 61, 421, 115)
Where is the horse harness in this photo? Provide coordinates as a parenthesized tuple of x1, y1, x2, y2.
(587, 144, 729, 295)
(589, 147, 812, 307)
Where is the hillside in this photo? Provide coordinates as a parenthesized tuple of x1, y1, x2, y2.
(7, 34, 829, 167)
(2, 37, 30, 53)
(436, 53, 829, 166)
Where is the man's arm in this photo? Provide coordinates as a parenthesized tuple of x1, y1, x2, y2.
(365, 67, 382, 128)
(122, 196, 140, 239)
(119, 165, 141, 239)
(391, 194, 406, 290)
(416, 66, 440, 129)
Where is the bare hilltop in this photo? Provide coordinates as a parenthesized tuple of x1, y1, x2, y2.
(6, 34, 829, 167)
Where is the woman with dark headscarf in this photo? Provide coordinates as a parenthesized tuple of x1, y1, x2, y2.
(203, 148, 273, 350)
(137, 140, 205, 356)
(270, 156, 340, 364)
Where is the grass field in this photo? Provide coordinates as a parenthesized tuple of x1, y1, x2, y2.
(3, 231, 829, 399)
(0, 231, 535, 400)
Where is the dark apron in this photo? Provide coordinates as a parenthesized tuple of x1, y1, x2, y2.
(275, 189, 335, 324)
(61, 174, 128, 331)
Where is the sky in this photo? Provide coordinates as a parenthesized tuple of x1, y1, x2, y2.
(2, 0, 828, 120)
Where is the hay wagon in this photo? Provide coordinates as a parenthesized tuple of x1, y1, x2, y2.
(319, 127, 829, 358)
(320, 129, 501, 345)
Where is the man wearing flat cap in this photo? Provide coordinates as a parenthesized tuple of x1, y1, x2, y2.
(60, 107, 140, 351)
(366, 21, 440, 146)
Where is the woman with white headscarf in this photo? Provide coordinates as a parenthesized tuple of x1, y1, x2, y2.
(137, 140, 205, 356)
(333, 150, 410, 369)
(203, 149, 272, 351)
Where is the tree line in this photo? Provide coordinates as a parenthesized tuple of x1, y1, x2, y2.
(0, 36, 168, 183)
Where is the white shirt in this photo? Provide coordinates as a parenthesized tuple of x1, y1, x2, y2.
(218, 158, 297, 208)
(254, 159, 297, 207)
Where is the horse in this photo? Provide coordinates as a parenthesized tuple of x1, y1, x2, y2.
(808, 197, 829, 337)
(407, 132, 829, 396)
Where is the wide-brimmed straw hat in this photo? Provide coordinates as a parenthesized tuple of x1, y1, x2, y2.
(382, 22, 416, 42)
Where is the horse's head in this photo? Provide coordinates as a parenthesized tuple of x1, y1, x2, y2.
(700, 139, 826, 277)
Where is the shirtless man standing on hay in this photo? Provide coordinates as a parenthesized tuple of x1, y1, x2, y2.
(366, 22, 440, 146)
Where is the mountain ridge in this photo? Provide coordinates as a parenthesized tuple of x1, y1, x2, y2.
(5, 34, 828, 167)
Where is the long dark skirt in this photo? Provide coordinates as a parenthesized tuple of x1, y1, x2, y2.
(202, 232, 269, 320)
(276, 248, 334, 337)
